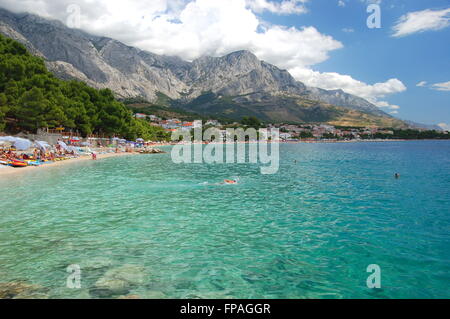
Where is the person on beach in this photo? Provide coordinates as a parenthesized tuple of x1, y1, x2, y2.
(92, 152, 97, 160)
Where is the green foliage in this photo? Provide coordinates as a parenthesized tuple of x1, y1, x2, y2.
(376, 129, 449, 140)
(0, 92, 7, 131)
(128, 119, 170, 141)
(126, 101, 206, 122)
(299, 131, 314, 139)
(155, 92, 172, 107)
(241, 116, 261, 129)
(120, 96, 150, 105)
(0, 34, 167, 140)
(322, 133, 337, 139)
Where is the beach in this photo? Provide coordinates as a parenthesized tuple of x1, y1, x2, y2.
(0, 151, 139, 177)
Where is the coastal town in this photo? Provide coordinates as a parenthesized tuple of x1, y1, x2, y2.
(2, 109, 449, 175)
(134, 113, 449, 142)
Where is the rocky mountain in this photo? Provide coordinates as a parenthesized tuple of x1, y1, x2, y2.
(0, 8, 410, 127)
(403, 120, 443, 131)
(306, 87, 387, 117)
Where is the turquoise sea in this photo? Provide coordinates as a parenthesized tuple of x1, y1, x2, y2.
(0, 141, 449, 299)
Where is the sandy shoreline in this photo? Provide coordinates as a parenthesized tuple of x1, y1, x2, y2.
(0, 152, 138, 177)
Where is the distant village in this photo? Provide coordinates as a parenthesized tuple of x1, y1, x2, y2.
(134, 113, 450, 141)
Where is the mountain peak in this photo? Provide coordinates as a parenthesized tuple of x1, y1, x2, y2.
(224, 50, 258, 62)
(0, 7, 401, 125)
(226, 50, 256, 58)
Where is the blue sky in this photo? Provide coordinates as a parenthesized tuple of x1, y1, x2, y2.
(260, 0, 450, 127)
(1, 0, 449, 127)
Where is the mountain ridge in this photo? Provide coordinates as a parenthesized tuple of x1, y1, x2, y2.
(0, 7, 419, 128)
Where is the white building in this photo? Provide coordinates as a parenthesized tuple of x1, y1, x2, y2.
(205, 120, 221, 127)
(193, 120, 203, 129)
(135, 113, 147, 119)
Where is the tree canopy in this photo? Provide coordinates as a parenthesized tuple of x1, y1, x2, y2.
(241, 116, 261, 129)
(0, 34, 169, 141)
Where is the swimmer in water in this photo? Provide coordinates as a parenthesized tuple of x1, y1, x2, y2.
(224, 179, 238, 184)
(394, 173, 400, 179)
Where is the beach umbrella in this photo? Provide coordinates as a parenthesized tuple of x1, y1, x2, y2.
(0, 136, 32, 150)
(0, 136, 17, 145)
(34, 141, 50, 152)
(58, 141, 69, 151)
(136, 138, 145, 142)
(67, 146, 79, 154)
(14, 138, 32, 151)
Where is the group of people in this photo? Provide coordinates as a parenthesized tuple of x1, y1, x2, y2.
(0, 149, 20, 162)
(0, 149, 44, 162)
(0, 142, 77, 165)
(1, 148, 49, 163)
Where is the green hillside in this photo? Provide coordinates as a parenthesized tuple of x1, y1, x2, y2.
(0, 34, 168, 141)
(172, 91, 409, 128)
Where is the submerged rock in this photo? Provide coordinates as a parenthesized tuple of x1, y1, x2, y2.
(13, 292, 49, 299)
(93, 277, 130, 297)
(140, 291, 167, 299)
(183, 291, 234, 299)
(0, 281, 47, 299)
(117, 291, 167, 299)
(50, 287, 92, 299)
(117, 294, 140, 299)
(139, 148, 165, 154)
(80, 257, 114, 270)
(92, 264, 147, 297)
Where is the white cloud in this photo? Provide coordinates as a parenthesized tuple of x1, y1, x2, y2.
(342, 28, 354, 33)
(251, 25, 343, 69)
(246, 0, 308, 15)
(416, 81, 427, 87)
(375, 101, 400, 111)
(389, 110, 399, 115)
(438, 123, 450, 131)
(338, 1, 345, 7)
(431, 81, 450, 91)
(0, 0, 406, 106)
(415, 80, 450, 91)
(289, 67, 407, 106)
(0, 0, 340, 66)
(392, 8, 450, 37)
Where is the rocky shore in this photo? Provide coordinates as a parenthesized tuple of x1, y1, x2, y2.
(1, 261, 168, 299)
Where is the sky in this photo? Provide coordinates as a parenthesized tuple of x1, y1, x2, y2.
(0, 0, 448, 128)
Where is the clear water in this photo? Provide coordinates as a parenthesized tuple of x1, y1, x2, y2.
(0, 141, 449, 299)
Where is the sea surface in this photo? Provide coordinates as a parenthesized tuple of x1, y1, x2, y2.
(0, 141, 449, 299)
